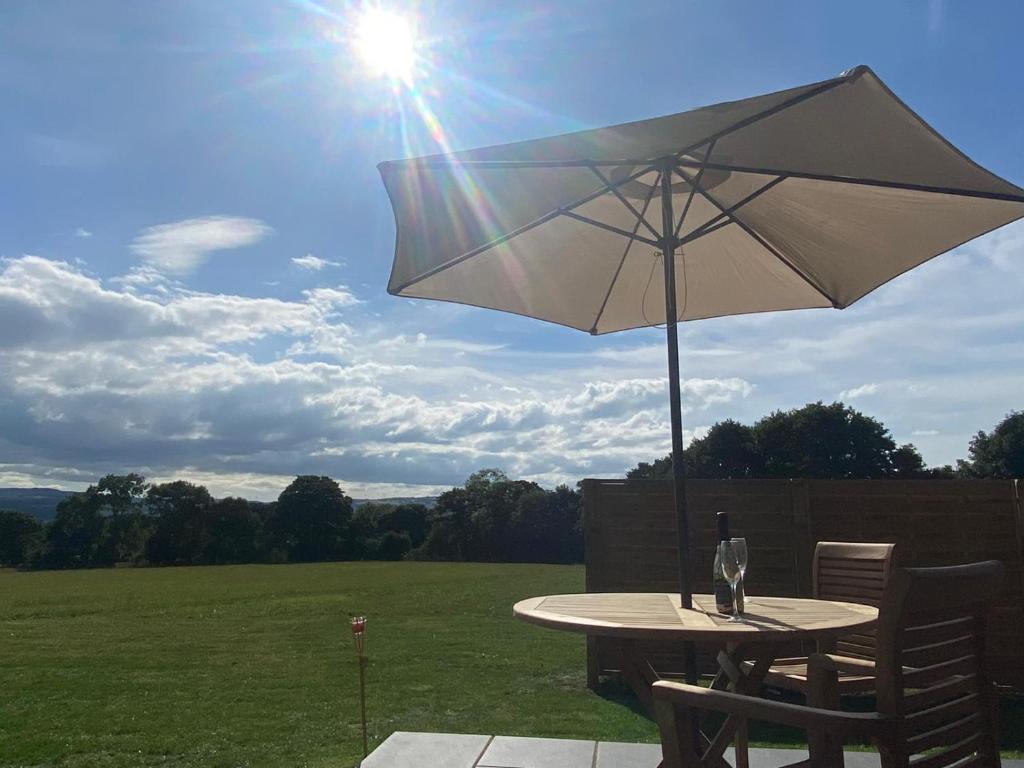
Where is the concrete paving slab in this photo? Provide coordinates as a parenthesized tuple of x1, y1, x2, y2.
(478, 735, 596, 768)
(361, 731, 492, 768)
(594, 740, 663, 768)
(363, 731, 1024, 768)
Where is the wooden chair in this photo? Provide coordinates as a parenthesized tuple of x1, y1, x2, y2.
(761, 541, 897, 696)
(654, 560, 1004, 768)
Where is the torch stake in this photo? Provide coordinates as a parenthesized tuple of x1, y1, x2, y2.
(351, 616, 369, 760)
(358, 654, 368, 756)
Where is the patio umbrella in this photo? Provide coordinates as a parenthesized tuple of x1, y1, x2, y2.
(378, 64, 1024, 619)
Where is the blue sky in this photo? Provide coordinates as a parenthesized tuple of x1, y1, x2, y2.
(2, 0, 1023, 499)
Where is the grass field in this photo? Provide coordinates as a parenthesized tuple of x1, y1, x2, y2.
(1, 562, 649, 767)
(2, 562, 1021, 767)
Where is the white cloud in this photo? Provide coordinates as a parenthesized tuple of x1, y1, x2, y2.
(291, 254, 341, 271)
(2, 217, 1024, 496)
(0, 254, 757, 493)
(839, 383, 879, 400)
(74, 227, 92, 238)
(302, 286, 361, 311)
(971, 218, 1024, 271)
(130, 216, 273, 275)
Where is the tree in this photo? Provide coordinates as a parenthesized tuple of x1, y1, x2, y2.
(417, 487, 472, 560)
(377, 530, 412, 560)
(349, 501, 432, 560)
(381, 503, 430, 549)
(145, 481, 214, 565)
(91, 474, 151, 565)
(268, 476, 353, 562)
(204, 497, 263, 564)
(0, 511, 45, 567)
(890, 444, 928, 477)
(43, 494, 107, 568)
(507, 484, 582, 563)
(92, 473, 148, 514)
(626, 402, 937, 480)
(416, 470, 581, 563)
(754, 402, 897, 478)
(958, 411, 1024, 478)
(686, 420, 762, 479)
(626, 456, 672, 481)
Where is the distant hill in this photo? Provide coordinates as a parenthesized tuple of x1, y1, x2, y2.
(0, 487, 437, 522)
(352, 496, 436, 509)
(0, 488, 75, 521)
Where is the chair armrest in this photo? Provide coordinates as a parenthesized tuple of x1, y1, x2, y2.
(809, 653, 877, 675)
(651, 681, 895, 740)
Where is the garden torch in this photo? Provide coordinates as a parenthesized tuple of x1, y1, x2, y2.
(351, 616, 368, 757)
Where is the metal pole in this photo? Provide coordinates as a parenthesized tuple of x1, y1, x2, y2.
(359, 655, 368, 757)
(659, 158, 697, 685)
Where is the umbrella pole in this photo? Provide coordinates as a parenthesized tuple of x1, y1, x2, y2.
(659, 160, 698, 685)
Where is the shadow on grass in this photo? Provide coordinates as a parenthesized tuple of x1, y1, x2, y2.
(594, 677, 1024, 754)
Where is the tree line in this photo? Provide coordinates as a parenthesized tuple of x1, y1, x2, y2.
(0, 470, 582, 571)
(627, 404, 1024, 481)
(1, 404, 1020, 571)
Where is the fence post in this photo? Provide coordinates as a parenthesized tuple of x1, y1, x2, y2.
(1014, 480, 1024, 602)
(582, 479, 598, 593)
(582, 478, 601, 689)
(790, 479, 813, 598)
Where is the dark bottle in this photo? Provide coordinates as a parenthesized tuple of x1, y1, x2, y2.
(712, 511, 734, 615)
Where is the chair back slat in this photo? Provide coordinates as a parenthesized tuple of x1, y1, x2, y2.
(873, 561, 1003, 768)
(902, 675, 980, 714)
(813, 542, 897, 607)
(834, 636, 877, 661)
(813, 542, 896, 668)
(909, 734, 987, 768)
(904, 693, 982, 736)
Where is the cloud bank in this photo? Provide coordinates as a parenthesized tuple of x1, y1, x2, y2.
(130, 216, 273, 275)
(2, 219, 1022, 499)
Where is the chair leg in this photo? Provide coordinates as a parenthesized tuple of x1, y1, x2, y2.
(734, 719, 749, 768)
(806, 653, 842, 766)
(656, 698, 702, 768)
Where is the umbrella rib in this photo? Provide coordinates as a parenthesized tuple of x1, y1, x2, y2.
(588, 165, 661, 241)
(669, 75, 852, 166)
(675, 160, 1024, 204)
(673, 141, 716, 241)
(561, 210, 661, 247)
(389, 163, 659, 294)
(676, 175, 788, 247)
(392, 72, 854, 173)
(589, 173, 661, 334)
(673, 164, 842, 308)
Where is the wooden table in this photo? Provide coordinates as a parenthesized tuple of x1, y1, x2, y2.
(513, 592, 878, 768)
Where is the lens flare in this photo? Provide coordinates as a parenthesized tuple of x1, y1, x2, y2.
(353, 7, 418, 84)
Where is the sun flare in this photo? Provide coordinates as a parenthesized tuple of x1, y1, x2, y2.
(353, 7, 418, 84)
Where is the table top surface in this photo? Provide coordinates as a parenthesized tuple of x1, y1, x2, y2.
(513, 592, 878, 642)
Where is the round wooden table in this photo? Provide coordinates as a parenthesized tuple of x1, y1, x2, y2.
(514, 593, 878, 768)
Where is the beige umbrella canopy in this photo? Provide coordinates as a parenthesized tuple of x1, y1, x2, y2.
(378, 65, 1024, 653)
(381, 66, 1023, 333)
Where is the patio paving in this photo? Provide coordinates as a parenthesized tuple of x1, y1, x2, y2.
(364, 731, 1024, 768)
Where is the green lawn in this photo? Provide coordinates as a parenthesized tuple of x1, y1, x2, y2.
(1, 562, 648, 767)
(2, 563, 1021, 767)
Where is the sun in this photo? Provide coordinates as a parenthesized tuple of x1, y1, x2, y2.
(353, 7, 419, 85)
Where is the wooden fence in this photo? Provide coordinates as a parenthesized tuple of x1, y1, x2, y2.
(583, 478, 1024, 690)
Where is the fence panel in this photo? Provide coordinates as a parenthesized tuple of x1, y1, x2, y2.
(583, 478, 1024, 690)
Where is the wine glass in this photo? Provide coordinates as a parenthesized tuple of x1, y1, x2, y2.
(731, 537, 748, 615)
(731, 538, 748, 579)
(719, 541, 743, 622)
